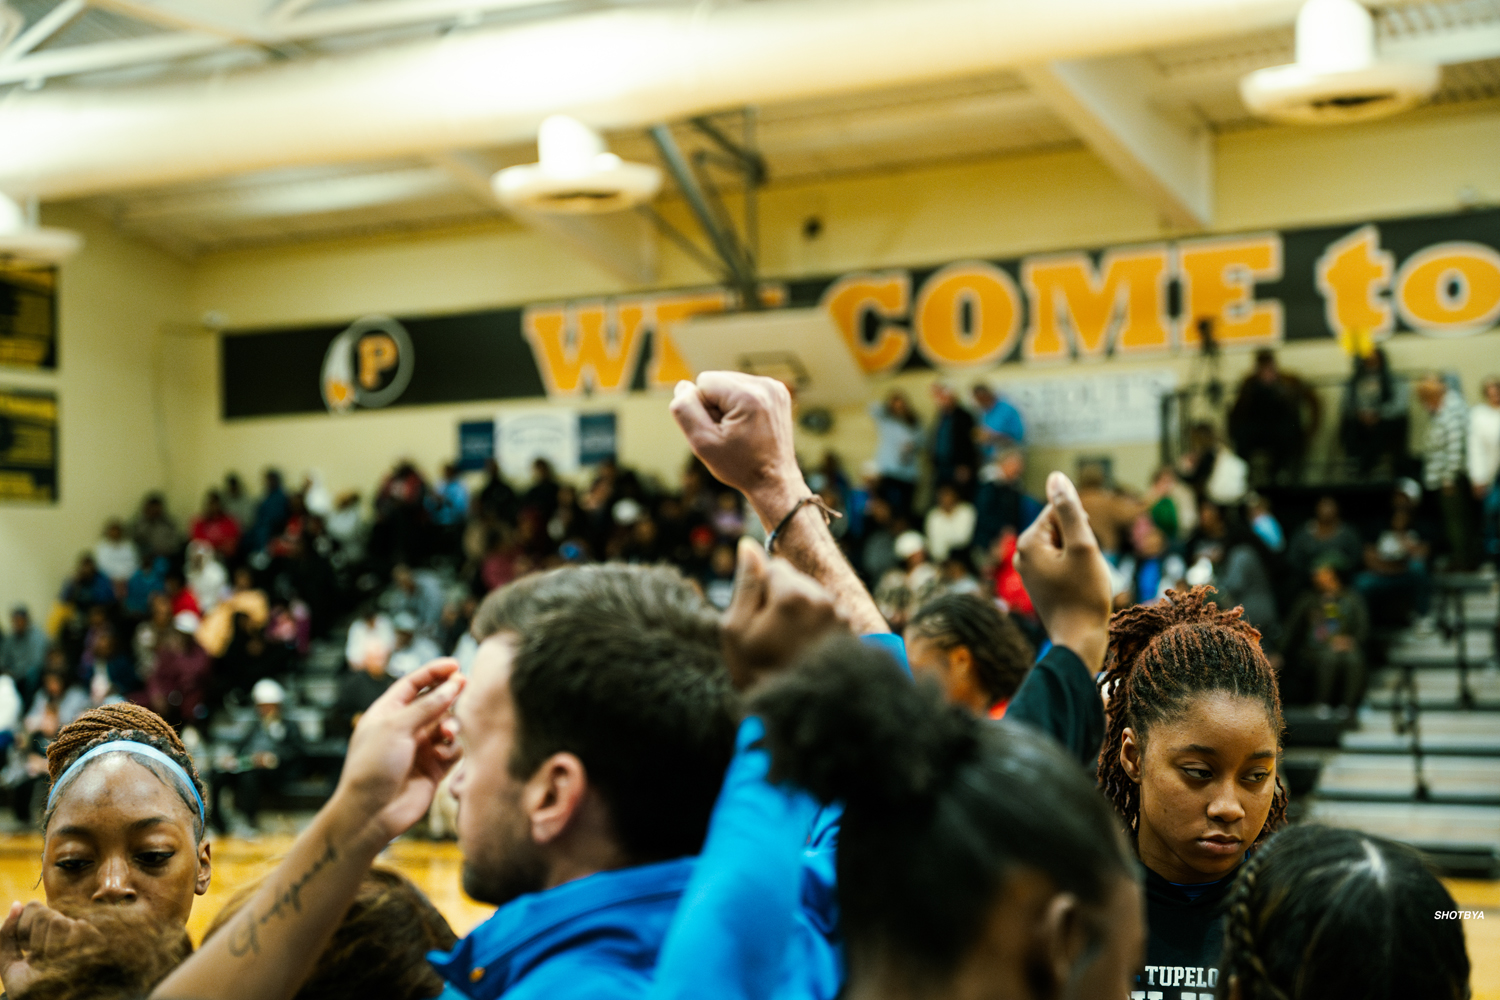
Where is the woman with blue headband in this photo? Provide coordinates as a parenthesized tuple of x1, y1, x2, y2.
(0, 704, 211, 996)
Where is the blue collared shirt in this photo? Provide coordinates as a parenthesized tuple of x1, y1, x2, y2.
(430, 856, 695, 1000)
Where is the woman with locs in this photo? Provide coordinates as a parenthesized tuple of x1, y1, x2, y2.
(0, 704, 212, 998)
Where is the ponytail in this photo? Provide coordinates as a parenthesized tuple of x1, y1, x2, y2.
(751, 634, 1134, 984)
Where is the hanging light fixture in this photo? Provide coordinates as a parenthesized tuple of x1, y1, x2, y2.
(493, 115, 662, 215)
(0, 194, 83, 266)
(1240, 0, 1440, 124)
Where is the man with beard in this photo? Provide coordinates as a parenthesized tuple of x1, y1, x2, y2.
(152, 562, 747, 1000)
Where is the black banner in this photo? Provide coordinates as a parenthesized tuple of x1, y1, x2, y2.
(0, 266, 57, 370)
(0, 388, 58, 502)
(222, 208, 1500, 419)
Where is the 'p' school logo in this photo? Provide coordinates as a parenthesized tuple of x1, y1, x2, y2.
(321, 315, 415, 413)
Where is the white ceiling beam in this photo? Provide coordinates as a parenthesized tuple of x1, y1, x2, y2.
(1021, 55, 1213, 229)
(0, 0, 87, 64)
(92, 0, 265, 42)
(0, 30, 227, 82)
(0, 0, 572, 83)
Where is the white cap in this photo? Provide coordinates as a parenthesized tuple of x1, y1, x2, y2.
(612, 498, 643, 525)
(251, 678, 285, 705)
(172, 611, 200, 634)
(894, 531, 927, 560)
(1396, 478, 1423, 503)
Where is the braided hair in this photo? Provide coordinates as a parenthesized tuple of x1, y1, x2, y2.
(906, 592, 1034, 706)
(44, 704, 208, 842)
(1097, 586, 1287, 845)
(1219, 824, 1469, 1000)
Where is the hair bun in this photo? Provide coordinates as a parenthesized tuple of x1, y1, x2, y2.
(751, 634, 979, 813)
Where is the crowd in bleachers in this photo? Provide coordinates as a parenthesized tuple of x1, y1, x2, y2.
(0, 354, 1495, 835)
(3, 361, 1487, 1000)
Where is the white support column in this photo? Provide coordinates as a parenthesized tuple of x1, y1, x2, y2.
(1021, 54, 1214, 230)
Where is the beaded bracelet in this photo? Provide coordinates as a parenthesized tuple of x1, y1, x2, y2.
(765, 495, 842, 554)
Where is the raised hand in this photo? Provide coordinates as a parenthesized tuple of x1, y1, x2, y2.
(722, 538, 846, 691)
(0, 901, 103, 997)
(1015, 472, 1113, 672)
(334, 659, 464, 845)
(670, 372, 807, 526)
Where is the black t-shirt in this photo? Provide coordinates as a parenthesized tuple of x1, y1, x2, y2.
(1135, 865, 1237, 1000)
(1006, 644, 1104, 768)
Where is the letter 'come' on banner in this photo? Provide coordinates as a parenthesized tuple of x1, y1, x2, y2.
(820, 272, 912, 376)
(1177, 234, 1284, 347)
(1316, 225, 1395, 340)
(914, 262, 1021, 369)
(1395, 241, 1500, 336)
(1022, 247, 1172, 360)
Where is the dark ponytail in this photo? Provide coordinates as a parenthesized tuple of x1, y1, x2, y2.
(1097, 586, 1288, 845)
(752, 634, 1135, 985)
(1219, 824, 1469, 1000)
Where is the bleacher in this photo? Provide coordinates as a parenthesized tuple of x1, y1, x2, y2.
(1288, 571, 1500, 877)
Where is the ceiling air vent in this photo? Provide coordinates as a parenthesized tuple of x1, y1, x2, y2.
(1240, 0, 1439, 124)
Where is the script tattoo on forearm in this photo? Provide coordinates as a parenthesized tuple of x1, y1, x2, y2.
(228, 837, 340, 958)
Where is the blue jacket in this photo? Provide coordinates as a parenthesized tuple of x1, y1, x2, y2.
(650, 635, 1102, 1000)
(431, 857, 695, 1000)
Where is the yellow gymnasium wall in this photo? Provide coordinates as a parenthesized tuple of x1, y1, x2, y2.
(0, 207, 193, 619)
(169, 98, 1500, 515)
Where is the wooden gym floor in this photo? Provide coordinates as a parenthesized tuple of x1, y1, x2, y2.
(0, 832, 1492, 996)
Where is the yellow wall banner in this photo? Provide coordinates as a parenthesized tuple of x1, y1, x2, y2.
(222, 208, 1500, 417)
(0, 266, 58, 371)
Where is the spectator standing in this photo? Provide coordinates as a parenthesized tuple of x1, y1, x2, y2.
(1417, 374, 1476, 570)
(868, 391, 922, 518)
(1229, 348, 1321, 485)
(971, 382, 1024, 463)
(0, 605, 49, 702)
(1075, 463, 1145, 557)
(189, 490, 242, 560)
(928, 381, 977, 497)
(1287, 495, 1365, 582)
(427, 461, 470, 558)
(1470, 374, 1500, 566)
(476, 458, 517, 523)
(1339, 347, 1409, 476)
(246, 469, 291, 553)
(923, 483, 975, 562)
(222, 472, 257, 528)
(1193, 503, 1281, 652)
(92, 519, 139, 587)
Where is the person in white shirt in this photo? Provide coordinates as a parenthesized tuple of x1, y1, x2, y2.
(344, 604, 395, 670)
(924, 484, 976, 562)
(1471, 375, 1500, 565)
(92, 519, 139, 585)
